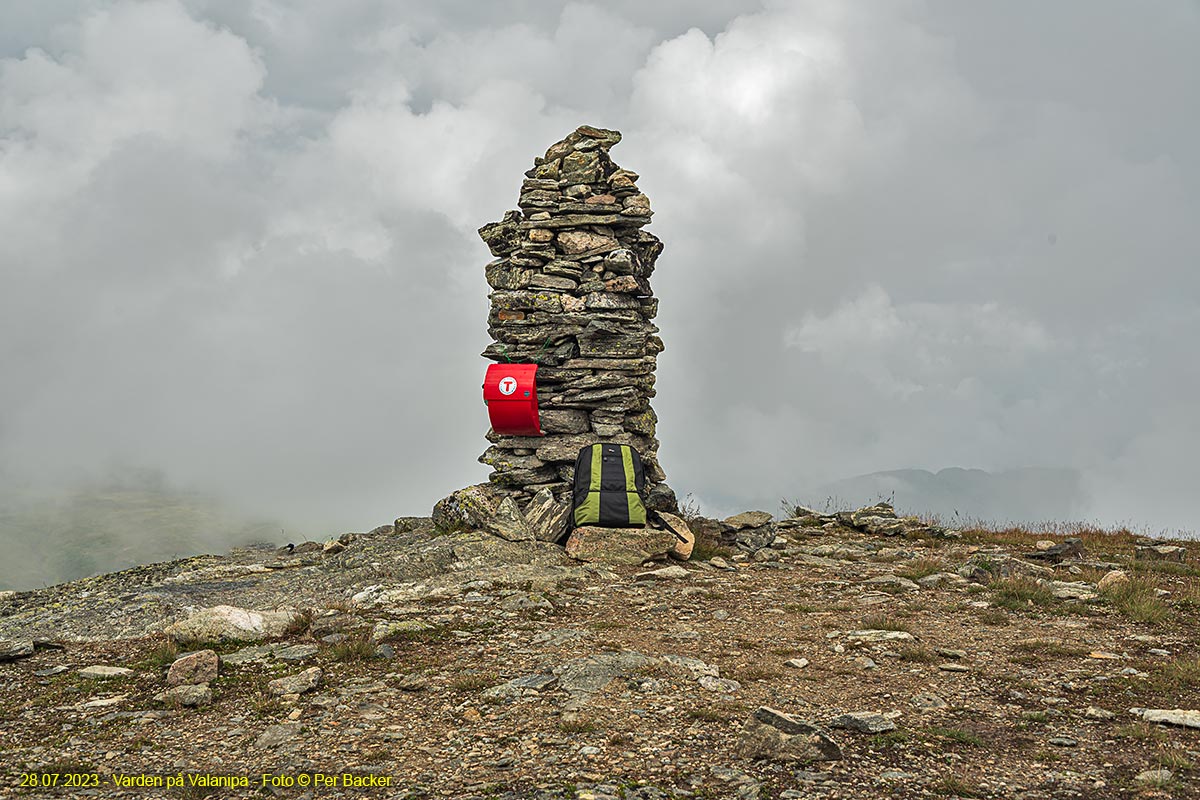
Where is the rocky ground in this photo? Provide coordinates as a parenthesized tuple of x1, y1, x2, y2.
(1, 505, 1199, 799)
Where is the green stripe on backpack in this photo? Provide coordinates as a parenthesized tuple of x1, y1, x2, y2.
(572, 443, 647, 528)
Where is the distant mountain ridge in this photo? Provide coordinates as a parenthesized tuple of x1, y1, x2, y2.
(811, 466, 1088, 526)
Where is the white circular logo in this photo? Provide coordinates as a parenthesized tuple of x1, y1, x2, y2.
(498, 376, 518, 396)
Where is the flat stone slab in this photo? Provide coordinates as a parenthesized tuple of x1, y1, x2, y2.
(829, 712, 897, 733)
(78, 665, 134, 679)
(1141, 708, 1200, 729)
(565, 526, 676, 565)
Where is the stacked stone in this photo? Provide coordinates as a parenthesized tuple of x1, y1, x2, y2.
(476, 125, 674, 512)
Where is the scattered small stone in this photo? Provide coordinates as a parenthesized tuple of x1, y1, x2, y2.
(268, 667, 322, 696)
(829, 712, 896, 733)
(937, 663, 969, 673)
(322, 540, 346, 555)
(78, 665, 134, 679)
(1148, 648, 1171, 656)
(1049, 736, 1077, 747)
(936, 648, 967, 660)
(785, 658, 809, 669)
(856, 657, 877, 670)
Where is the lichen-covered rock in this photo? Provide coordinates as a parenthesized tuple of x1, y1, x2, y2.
(431, 483, 503, 532)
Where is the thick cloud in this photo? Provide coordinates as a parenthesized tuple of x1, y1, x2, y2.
(1, 0, 1196, 588)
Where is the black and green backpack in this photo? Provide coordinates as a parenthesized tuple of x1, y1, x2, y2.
(571, 442, 647, 528)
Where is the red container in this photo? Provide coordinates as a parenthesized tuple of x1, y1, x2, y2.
(483, 363, 543, 436)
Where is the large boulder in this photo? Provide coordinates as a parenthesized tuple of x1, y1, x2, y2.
(167, 649, 219, 686)
(164, 606, 302, 643)
(564, 526, 677, 565)
(737, 707, 843, 762)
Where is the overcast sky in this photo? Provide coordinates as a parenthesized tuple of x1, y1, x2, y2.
(1, 0, 1197, 537)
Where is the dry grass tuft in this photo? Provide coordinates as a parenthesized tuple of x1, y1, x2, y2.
(1100, 576, 1172, 624)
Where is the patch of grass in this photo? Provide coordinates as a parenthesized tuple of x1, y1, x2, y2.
(1020, 711, 1051, 725)
(897, 644, 936, 663)
(989, 576, 1056, 611)
(929, 726, 984, 746)
(731, 664, 781, 681)
(587, 620, 626, 631)
(686, 707, 725, 722)
(933, 774, 985, 798)
(1113, 722, 1167, 741)
(896, 558, 946, 581)
(1149, 656, 1200, 692)
(325, 632, 377, 663)
(1156, 748, 1194, 770)
(858, 612, 911, 633)
(1130, 559, 1200, 577)
(449, 672, 498, 692)
(282, 609, 315, 637)
(559, 717, 598, 734)
(1100, 576, 1173, 624)
(869, 730, 909, 748)
(138, 639, 180, 669)
(974, 608, 1010, 626)
(783, 602, 817, 614)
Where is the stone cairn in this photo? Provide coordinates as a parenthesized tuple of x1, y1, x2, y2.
(465, 125, 676, 527)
